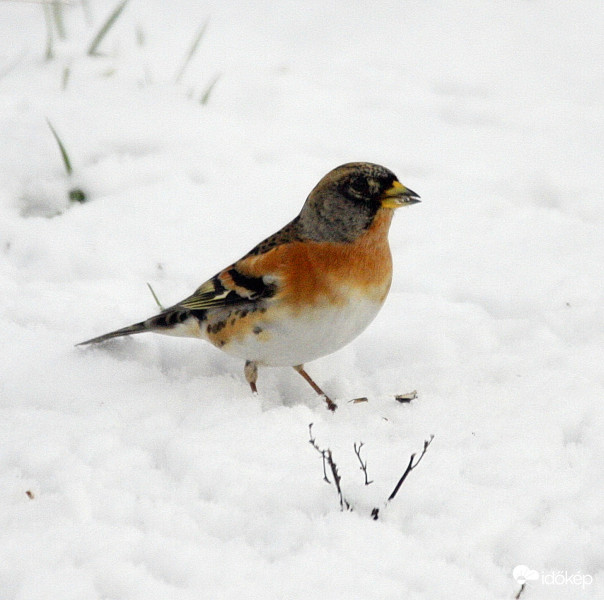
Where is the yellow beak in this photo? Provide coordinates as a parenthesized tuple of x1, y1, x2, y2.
(381, 180, 421, 208)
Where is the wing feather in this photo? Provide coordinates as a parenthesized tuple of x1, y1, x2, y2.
(178, 268, 277, 311)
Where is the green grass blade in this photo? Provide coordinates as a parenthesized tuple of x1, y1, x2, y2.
(200, 74, 220, 105)
(46, 119, 72, 176)
(42, 3, 54, 60)
(135, 26, 145, 47)
(146, 283, 165, 311)
(174, 19, 209, 84)
(52, 1, 66, 40)
(62, 66, 70, 90)
(87, 0, 130, 56)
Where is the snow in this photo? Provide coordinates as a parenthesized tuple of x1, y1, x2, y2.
(1, 1, 602, 598)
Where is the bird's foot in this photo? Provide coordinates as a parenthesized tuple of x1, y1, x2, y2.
(322, 395, 338, 412)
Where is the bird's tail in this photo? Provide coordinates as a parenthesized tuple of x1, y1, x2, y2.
(77, 308, 196, 346)
(77, 320, 151, 345)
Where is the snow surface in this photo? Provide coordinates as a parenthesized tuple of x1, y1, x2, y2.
(1, 1, 603, 599)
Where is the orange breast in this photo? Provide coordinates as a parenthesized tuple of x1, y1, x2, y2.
(244, 208, 394, 309)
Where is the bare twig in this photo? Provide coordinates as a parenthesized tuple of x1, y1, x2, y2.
(309, 425, 433, 518)
(308, 423, 350, 510)
(308, 423, 330, 483)
(372, 435, 434, 520)
(514, 583, 526, 599)
(387, 435, 434, 501)
(326, 450, 350, 511)
(353, 442, 373, 485)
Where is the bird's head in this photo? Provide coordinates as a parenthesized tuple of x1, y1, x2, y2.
(299, 162, 420, 243)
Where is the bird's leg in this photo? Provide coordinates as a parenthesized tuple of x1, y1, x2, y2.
(244, 360, 258, 395)
(293, 365, 337, 412)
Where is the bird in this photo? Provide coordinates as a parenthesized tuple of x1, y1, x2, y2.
(78, 162, 420, 411)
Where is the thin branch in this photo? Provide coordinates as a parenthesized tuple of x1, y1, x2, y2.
(514, 583, 526, 599)
(387, 435, 434, 501)
(308, 423, 350, 510)
(353, 442, 373, 485)
(326, 449, 350, 511)
(308, 423, 330, 483)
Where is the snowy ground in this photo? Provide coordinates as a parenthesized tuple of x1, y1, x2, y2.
(1, 1, 602, 599)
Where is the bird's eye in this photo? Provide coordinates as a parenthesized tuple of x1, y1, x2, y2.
(348, 177, 370, 197)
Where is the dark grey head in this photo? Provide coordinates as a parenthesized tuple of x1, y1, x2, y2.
(298, 162, 420, 243)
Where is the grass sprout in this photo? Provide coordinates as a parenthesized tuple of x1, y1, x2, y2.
(87, 0, 130, 56)
(62, 66, 70, 90)
(135, 25, 145, 46)
(147, 283, 165, 311)
(52, 1, 66, 40)
(46, 118, 72, 176)
(42, 2, 54, 60)
(200, 74, 220, 105)
(174, 19, 209, 84)
(46, 119, 87, 204)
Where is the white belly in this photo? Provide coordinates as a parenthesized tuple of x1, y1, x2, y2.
(218, 295, 384, 367)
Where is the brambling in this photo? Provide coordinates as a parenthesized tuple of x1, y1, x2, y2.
(79, 163, 420, 411)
